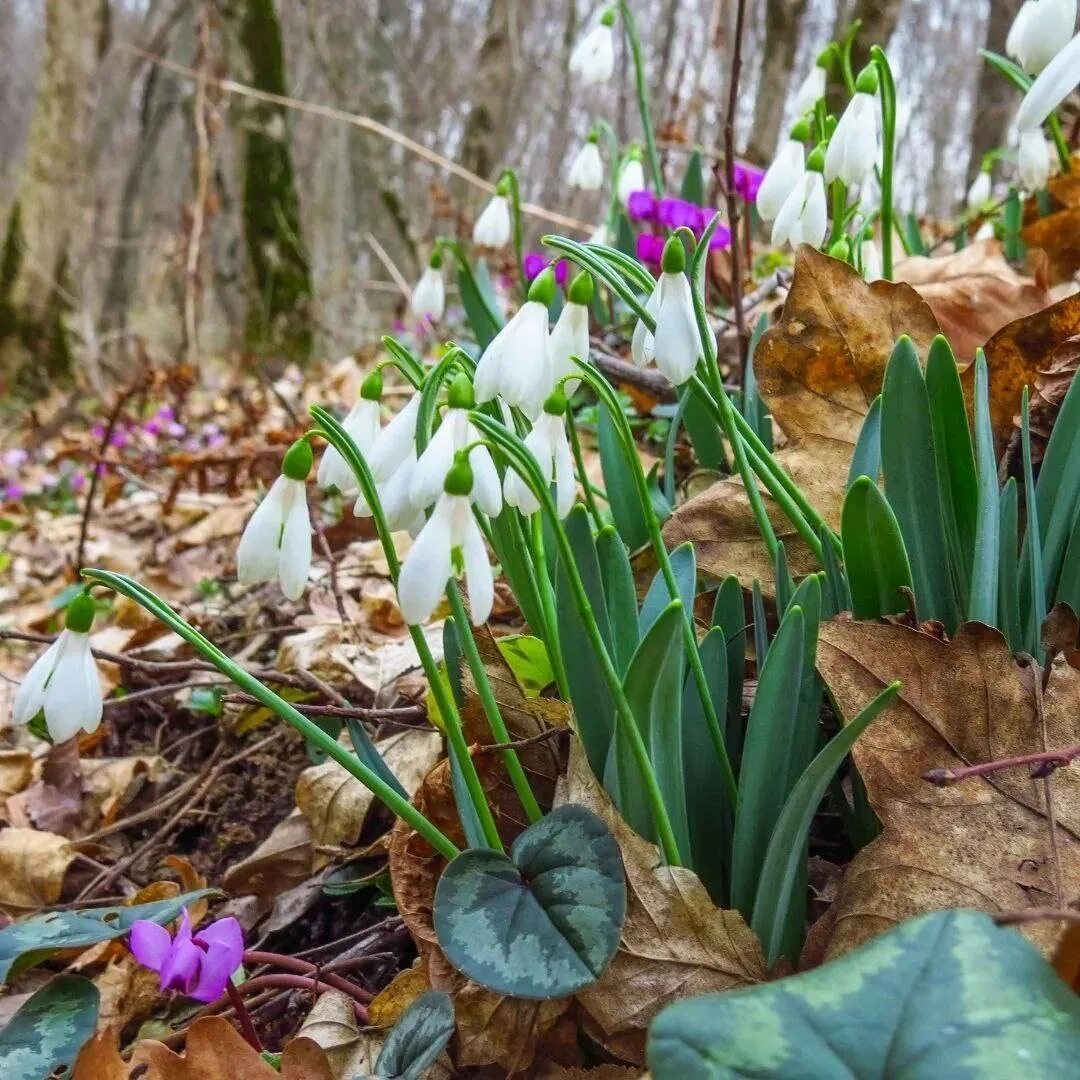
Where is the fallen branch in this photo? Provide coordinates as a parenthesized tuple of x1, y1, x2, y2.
(924, 744, 1080, 786)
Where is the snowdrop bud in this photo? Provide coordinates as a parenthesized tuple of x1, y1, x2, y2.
(652, 237, 700, 386)
(824, 77, 879, 186)
(1015, 0, 1077, 75)
(1017, 30, 1080, 131)
(569, 134, 605, 191)
(549, 271, 593, 394)
(757, 133, 806, 222)
(861, 239, 883, 281)
(473, 191, 513, 248)
(317, 370, 383, 493)
(504, 391, 577, 518)
(411, 251, 445, 321)
(792, 49, 831, 116)
(1019, 127, 1052, 190)
(966, 168, 992, 211)
(569, 9, 617, 85)
(1008, 2, 1036, 61)
(13, 592, 103, 743)
(772, 146, 829, 249)
(618, 154, 647, 206)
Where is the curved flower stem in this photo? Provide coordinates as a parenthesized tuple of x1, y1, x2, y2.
(594, 119, 627, 234)
(617, 0, 663, 194)
(566, 406, 604, 530)
(542, 235, 654, 322)
(310, 404, 504, 854)
(870, 46, 897, 280)
(472, 412, 683, 865)
(445, 581, 542, 823)
(576, 366, 738, 811)
(438, 237, 502, 339)
(380, 336, 426, 388)
(1047, 112, 1071, 174)
(225, 982, 262, 1051)
(500, 168, 527, 296)
(79, 569, 461, 861)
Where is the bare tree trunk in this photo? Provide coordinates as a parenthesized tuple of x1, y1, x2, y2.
(0, 0, 107, 394)
(460, 0, 513, 182)
(749, 0, 809, 162)
(968, 0, 1024, 186)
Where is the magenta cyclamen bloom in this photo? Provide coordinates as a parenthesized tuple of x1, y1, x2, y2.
(657, 198, 705, 232)
(626, 190, 657, 222)
(522, 253, 568, 286)
(129, 910, 244, 1003)
(636, 233, 665, 267)
(709, 223, 733, 250)
(733, 162, 766, 202)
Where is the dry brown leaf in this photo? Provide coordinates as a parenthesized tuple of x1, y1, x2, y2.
(897, 240, 1051, 363)
(0, 750, 33, 804)
(296, 990, 376, 1078)
(1023, 191, 1080, 284)
(94, 955, 164, 1034)
(817, 620, 1080, 960)
(81, 754, 168, 826)
(0, 826, 77, 911)
(296, 728, 441, 870)
(6, 738, 84, 836)
(73, 1028, 128, 1080)
(221, 808, 314, 901)
(560, 738, 768, 1066)
(664, 246, 941, 588)
(366, 963, 430, 1028)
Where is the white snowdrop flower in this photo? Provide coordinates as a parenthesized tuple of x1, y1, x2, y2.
(974, 221, 996, 241)
(569, 10, 616, 85)
(588, 223, 610, 245)
(13, 593, 102, 743)
(824, 70, 880, 186)
(772, 149, 829, 249)
(474, 267, 554, 416)
(548, 271, 593, 395)
(410, 374, 501, 517)
(791, 49, 831, 116)
(237, 440, 312, 601)
(631, 278, 662, 368)
(1019, 127, 1052, 190)
(317, 370, 383, 494)
(354, 393, 425, 532)
(1015, 0, 1077, 74)
(966, 169, 993, 211)
(651, 238, 701, 387)
(617, 155, 647, 206)
(757, 121, 809, 222)
(473, 192, 512, 248)
(505, 391, 576, 518)
(861, 239, 883, 281)
(1008, 2, 1037, 61)
(1017, 31, 1080, 131)
(397, 456, 494, 626)
(410, 254, 445, 321)
(569, 136, 605, 191)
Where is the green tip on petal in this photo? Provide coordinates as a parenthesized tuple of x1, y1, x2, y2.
(587, 130, 600, 144)
(543, 387, 568, 416)
(816, 45, 834, 69)
(828, 238, 850, 261)
(444, 451, 475, 496)
(600, 7, 617, 27)
(855, 65, 879, 95)
(65, 592, 96, 634)
(661, 234, 686, 274)
(806, 144, 827, 173)
(495, 174, 512, 197)
(790, 117, 812, 142)
(360, 369, 384, 402)
(428, 249, 443, 270)
(528, 266, 557, 306)
(447, 371, 475, 410)
(568, 269, 594, 305)
(282, 438, 314, 481)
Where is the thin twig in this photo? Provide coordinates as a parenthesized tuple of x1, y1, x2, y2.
(222, 693, 423, 722)
(924, 745, 1080, 785)
(996, 906, 1080, 927)
(1029, 655, 1064, 906)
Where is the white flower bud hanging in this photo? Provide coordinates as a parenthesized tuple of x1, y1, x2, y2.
(569, 9, 617, 85)
(652, 237, 701, 387)
(617, 154, 647, 206)
(792, 48, 832, 117)
(1014, 0, 1077, 75)
(317, 370, 383, 494)
(824, 67, 880, 187)
(355, 393, 425, 535)
(1019, 127, 1052, 190)
(568, 134, 605, 191)
(410, 252, 445, 321)
(757, 119, 809, 222)
(473, 185, 513, 248)
(504, 390, 577, 518)
(966, 168, 993, 211)
(772, 144, 829, 249)
(548, 270, 593, 395)
(1017, 30, 1080, 132)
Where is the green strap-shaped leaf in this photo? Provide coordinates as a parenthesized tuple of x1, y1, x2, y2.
(969, 351, 1000, 625)
(649, 909, 1080, 1077)
(1057, 510, 1080, 616)
(457, 259, 502, 350)
(596, 526, 640, 674)
(842, 476, 914, 619)
(433, 804, 626, 998)
(819, 523, 852, 617)
(881, 336, 959, 629)
(373, 990, 455, 1080)
(774, 542, 794, 613)
(743, 315, 773, 451)
(640, 542, 696, 637)
(0, 975, 98, 1080)
(1021, 389, 1048, 659)
(997, 478, 1023, 653)
(598, 400, 650, 550)
(846, 394, 882, 488)
(680, 148, 706, 204)
(683, 389, 728, 472)
(712, 576, 747, 754)
(488, 509, 549, 639)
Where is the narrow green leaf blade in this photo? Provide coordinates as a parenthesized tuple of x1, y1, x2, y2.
(969, 351, 1000, 624)
(841, 476, 914, 619)
(847, 395, 882, 488)
(598, 400, 650, 549)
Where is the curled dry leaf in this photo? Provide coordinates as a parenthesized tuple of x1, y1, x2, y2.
(1023, 156, 1080, 283)
(221, 808, 314, 903)
(6, 738, 84, 836)
(366, 963, 430, 1028)
(81, 754, 168, 827)
(297, 989, 378, 1078)
(817, 620, 1080, 960)
(0, 750, 33, 806)
(664, 245, 941, 589)
(0, 826, 77, 912)
(559, 738, 768, 1066)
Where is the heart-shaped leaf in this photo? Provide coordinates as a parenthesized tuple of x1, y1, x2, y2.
(433, 804, 626, 999)
(648, 909, 1080, 1078)
(373, 990, 455, 1080)
(0, 975, 98, 1080)
(0, 888, 215, 981)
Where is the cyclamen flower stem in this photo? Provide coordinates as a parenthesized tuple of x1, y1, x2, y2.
(80, 568, 462, 861)
(566, 406, 604, 530)
(445, 581, 543, 824)
(870, 46, 897, 280)
(617, 0, 664, 194)
(472, 412, 683, 865)
(225, 982, 262, 1052)
(310, 404, 505, 854)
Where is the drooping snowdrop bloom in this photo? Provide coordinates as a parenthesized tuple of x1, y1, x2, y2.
(548, 271, 593, 394)
(757, 119, 809, 221)
(861, 239, 883, 282)
(569, 8, 617, 85)
(1008, 2, 1037, 61)
(130, 911, 244, 1004)
(505, 389, 576, 518)
(772, 145, 829, 249)
(474, 267, 555, 416)
(652, 236, 701, 387)
(473, 184, 513, 248)
(568, 133, 604, 191)
(355, 392, 424, 534)
(410, 252, 445, 322)
(966, 168, 993, 211)
(1017, 31, 1080, 131)
(617, 153, 647, 207)
(397, 454, 494, 626)
(791, 48, 832, 116)
(13, 592, 102, 743)
(410, 373, 501, 516)
(317, 369, 383, 494)
(237, 440, 312, 600)
(1019, 127, 1052, 190)
(1014, 0, 1077, 75)
(824, 67, 879, 187)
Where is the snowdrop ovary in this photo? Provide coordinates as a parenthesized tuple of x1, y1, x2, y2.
(505, 388, 577, 518)
(652, 236, 701, 387)
(317, 368, 383, 493)
(569, 8, 617, 85)
(12, 591, 103, 743)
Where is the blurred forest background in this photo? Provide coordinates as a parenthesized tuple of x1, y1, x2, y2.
(0, 0, 1022, 390)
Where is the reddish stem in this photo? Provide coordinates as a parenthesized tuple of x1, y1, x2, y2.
(243, 949, 373, 1003)
(240, 974, 368, 1021)
(225, 981, 262, 1052)
(923, 744, 1080, 786)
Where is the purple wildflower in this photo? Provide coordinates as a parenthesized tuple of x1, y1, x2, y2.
(709, 223, 733, 250)
(129, 910, 244, 1003)
(2, 448, 27, 469)
(144, 420, 161, 436)
(522, 252, 547, 281)
(3, 484, 24, 501)
(91, 424, 107, 440)
(636, 233, 665, 268)
(70, 472, 86, 492)
(626, 190, 657, 222)
(733, 162, 765, 202)
(657, 198, 706, 232)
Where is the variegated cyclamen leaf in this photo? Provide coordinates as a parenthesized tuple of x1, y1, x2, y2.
(433, 804, 626, 999)
(648, 909, 1080, 1078)
(373, 990, 455, 1080)
(0, 975, 98, 1080)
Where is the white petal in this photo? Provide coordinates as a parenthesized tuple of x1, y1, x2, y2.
(792, 65, 827, 116)
(631, 282, 662, 367)
(552, 425, 577, 518)
(459, 513, 494, 625)
(397, 497, 454, 624)
(1008, 2, 1036, 60)
(381, 452, 420, 532)
(757, 140, 806, 222)
(966, 171, 992, 211)
(410, 267, 445, 320)
(801, 173, 829, 248)
(13, 636, 64, 726)
(410, 411, 458, 509)
(278, 479, 311, 601)
(861, 239, 883, 282)
(548, 302, 590, 390)
(368, 395, 420, 482)
(1019, 128, 1051, 190)
(570, 24, 615, 84)
(1018, 31, 1080, 130)
(503, 461, 537, 514)
(484, 302, 550, 413)
(1017, 0, 1077, 74)
(568, 142, 604, 190)
(317, 398, 379, 492)
(237, 476, 288, 586)
(653, 273, 701, 386)
(469, 443, 503, 517)
(42, 632, 101, 742)
(617, 160, 646, 206)
(824, 93, 878, 186)
(473, 196, 512, 247)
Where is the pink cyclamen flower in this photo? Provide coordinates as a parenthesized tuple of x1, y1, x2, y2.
(709, 223, 733, 249)
(626, 190, 657, 222)
(129, 910, 244, 1003)
(733, 162, 765, 202)
(636, 233, 665, 268)
(522, 253, 568, 287)
(657, 198, 705, 232)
